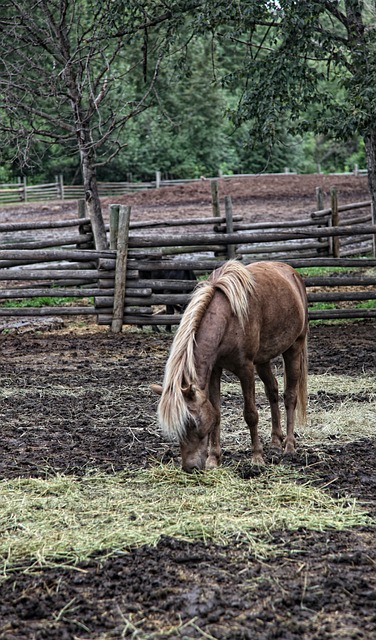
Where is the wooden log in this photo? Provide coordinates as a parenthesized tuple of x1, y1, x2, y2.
(211, 180, 220, 218)
(308, 308, 376, 319)
(265, 258, 376, 268)
(109, 204, 120, 250)
(111, 205, 131, 333)
(0, 249, 113, 261)
(311, 201, 371, 219)
(225, 195, 235, 259)
(339, 214, 371, 226)
(124, 307, 152, 315)
(308, 291, 376, 302)
(129, 215, 243, 229)
(97, 313, 181, 326)
(337, 200, 371, 212)
(238, 249, 328, 261)
(157, 245, 224, 256)
(0, 259, 98, 269)
(316, 186, 324, 211)
(128, 250, 164, 259)
(216, 217, 325, 232)
(0, 269, 100, 280)
(0, 233, 94, 251)
(340, 235, 373, 248)
(133, 278, 197, 291)
(0, 307, 96, 316)
(331, 187, 340, 258)
(238, 240, 328, 254)
(0, 218, 91, 232)
(304, 276, 376, 287)
(0, 287, 108, 299)
(340, 243, 373, 257)
(95, 293, 191, 308)
(124, 287, 153, 297)
(127, 225, 376, 249)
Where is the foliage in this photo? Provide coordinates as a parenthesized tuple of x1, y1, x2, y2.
(0, 1, 373, 186)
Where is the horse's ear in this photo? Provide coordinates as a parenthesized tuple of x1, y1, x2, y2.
(150, 384, 163, 396)
(182, 384, 197, 400)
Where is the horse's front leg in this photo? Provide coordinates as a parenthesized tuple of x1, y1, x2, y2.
(256, 362, 283, 450)
(206, 367, 222, 469)
(239, 364, 264, 465)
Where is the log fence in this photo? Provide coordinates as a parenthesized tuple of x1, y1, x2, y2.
(0, 184, 375, 327)
(0, 170, 368, 204)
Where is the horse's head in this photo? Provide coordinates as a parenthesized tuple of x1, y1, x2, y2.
(151, 382, 219, 473)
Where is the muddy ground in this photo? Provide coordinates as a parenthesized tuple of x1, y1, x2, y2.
(0, 172, 370, 224)
(0, 174, 375, 639)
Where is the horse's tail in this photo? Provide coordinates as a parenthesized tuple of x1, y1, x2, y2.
(295, 333, 308, 425)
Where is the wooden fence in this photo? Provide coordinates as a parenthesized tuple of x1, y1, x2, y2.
(0, 169, 368, 203)
(0, 188, 375, 327)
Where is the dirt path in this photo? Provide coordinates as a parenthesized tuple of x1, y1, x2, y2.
(0, 173, 370, 224)
(0, 319, 375, 640)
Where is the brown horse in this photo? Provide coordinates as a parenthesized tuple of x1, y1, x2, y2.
(151, 260, 308, 472)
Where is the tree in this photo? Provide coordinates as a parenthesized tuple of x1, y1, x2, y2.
(200, 0, 376, 210)
(0, 0, 202, 248)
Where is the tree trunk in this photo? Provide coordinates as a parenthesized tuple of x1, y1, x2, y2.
(365, 130, 376, 217)
(344, 1, 376, 217)
(80, 150, 109, 251)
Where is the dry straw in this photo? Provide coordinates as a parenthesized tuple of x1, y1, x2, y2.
(220, 372, 375, 447)
(1, 463, 373, 580)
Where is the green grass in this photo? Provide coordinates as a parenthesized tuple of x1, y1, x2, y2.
(296, 265, 350, 277)
(0, 296, 93, 308)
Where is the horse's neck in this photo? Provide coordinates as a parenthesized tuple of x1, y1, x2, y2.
(194, 294, 228, 387)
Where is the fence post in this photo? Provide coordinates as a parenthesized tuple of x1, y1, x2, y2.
(331, 187, 340, 258)
(76, 199, 93, 249)
(109, 203, 120, 250)
(78, 199, 86, 219)
(111, 205, 131, 333)
(155, 171, 161, 189)
(372, 202, 376, 258)
(23, 177, 27, 202)
(211, 179, 220, 219)
(316, 186, 324, 211)
(58, 174, 65, 200)
(316, 186, 329, 256)
(225, 195, 236, 259)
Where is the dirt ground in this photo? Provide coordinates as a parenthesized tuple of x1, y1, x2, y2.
(0, 172, 370, 224)
(0, 174, 375, 639)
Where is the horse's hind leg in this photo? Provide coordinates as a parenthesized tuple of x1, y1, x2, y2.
(206, 367, 222, 469)
(282, 337, 306, 453)
(256, 362, 283, 450)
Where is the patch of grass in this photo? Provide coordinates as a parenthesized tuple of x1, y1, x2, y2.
(355, 299, 376, 309)
(0, 464, 373, 580)
(0, 296, 91, 308)
(297, 266, 350, 277)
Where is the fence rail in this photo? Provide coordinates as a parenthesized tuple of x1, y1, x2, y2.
(0, 186, 375, 327)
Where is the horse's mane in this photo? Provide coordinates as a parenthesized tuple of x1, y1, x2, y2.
(157, 260, 256, 440)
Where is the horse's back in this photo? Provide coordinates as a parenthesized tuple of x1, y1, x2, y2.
(243, 262, 308, 359)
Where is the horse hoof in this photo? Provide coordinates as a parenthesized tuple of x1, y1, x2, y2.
(283, 445, 298, 461)
(283, 440, 296, 455)
(251, 454, 266, 466)
(206, 456, 220, 470)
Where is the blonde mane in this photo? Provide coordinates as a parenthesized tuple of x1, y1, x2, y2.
(157, 260, 256, 440)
